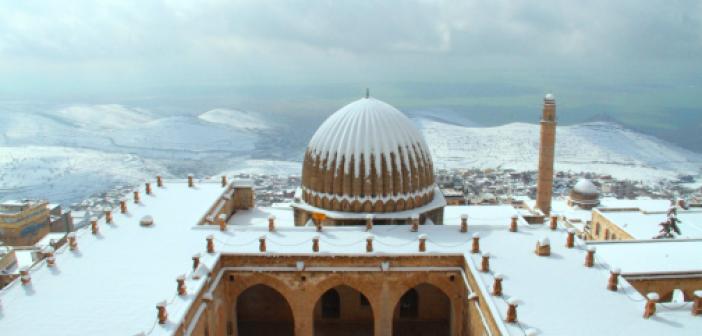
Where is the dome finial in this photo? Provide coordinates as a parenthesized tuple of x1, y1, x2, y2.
(365, 88, 370, 99)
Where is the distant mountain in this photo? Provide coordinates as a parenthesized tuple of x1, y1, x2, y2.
(415, 118, 702, 181)
(198, 108, 273, 131)
(50, 104, 154, 130)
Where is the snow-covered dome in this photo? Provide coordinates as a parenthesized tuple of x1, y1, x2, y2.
(301, 96, 435, 213)
(544, 93, 555, 101)
(568, 179, 600, 209)
(573, 179, 599, 196)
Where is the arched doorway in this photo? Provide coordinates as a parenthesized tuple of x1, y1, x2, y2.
(236, 284, 294, 336)
(393, 283, 451, 336)
(314, 285, 374, 336)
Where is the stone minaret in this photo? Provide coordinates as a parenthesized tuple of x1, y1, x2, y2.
(536, 93, 556, 214)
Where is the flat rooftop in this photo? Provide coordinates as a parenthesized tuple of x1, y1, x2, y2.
(590, 239, 702, 274)
(0, 181, 700, 335)
(598, 208, 702, 239)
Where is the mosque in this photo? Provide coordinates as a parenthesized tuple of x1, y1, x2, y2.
(0, 94, 700, 336)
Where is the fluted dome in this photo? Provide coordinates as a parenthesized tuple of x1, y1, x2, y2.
(301, 97, 435, 213)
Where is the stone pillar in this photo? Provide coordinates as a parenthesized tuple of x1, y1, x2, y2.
(374, 282, 394, 336)
(536, 94, 556, 215)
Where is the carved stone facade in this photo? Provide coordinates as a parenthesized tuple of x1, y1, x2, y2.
(177, 255, 499, 336)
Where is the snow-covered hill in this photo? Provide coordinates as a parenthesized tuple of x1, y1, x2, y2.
(1, 102, 701, 205)
(198, 108, 272, 131)
(0, 146, 166, 205)
(416, 118, 702, 181)
(51, 104, 154, 130)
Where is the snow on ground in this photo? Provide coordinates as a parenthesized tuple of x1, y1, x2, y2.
(220, 159, 301, 176)
(0, 146, 166, 204)
(108, 116, 258, 153)
(198, 108, 272, 131)
(51, 104, 154, 130)
(417, 118, 702, 181)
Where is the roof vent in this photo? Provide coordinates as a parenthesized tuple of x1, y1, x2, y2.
(535, 237, 550, 256)
(643, 292, 659, 318)
(692, 290, 702, 316)
(140, 215, 154, 227)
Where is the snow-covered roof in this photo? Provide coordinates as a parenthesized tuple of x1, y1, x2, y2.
(307, 97, 432, 177)
(572, 178, 599, 195)
(590, 239, 702, 274)
(1, 181, 701, 335)
(597, 208, 702, 239)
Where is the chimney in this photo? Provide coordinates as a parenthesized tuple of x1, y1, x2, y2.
(468, 293, 479, 302)
(104, 208, 113, 224)
(607, 268, 621, 291)
(312, 235, 320, 252)
(481, 253, 490, 272)
(44, 247, 56, 267)
(188, 174, 194, 188)
(20, 267, 31, 285)
(90, 217, 99, 235)
(549, 214, 558, 230)
(259, 235, 267, 252)
(536, 93, 557, 215)
(410, 215, 419, 232)
(418, 234, 427, 252)
(643, 292, 659, 318)
(192, 253, 201, 271)
(156, 175, 163, 187)
(535, 237, 550, 256)
(268, 215, 276, 232)
(585, 246, 596, 267)
(156, 301, 168, 324)
(217, 214, 227, 232)
(120, 199, 127, 214)
(471, 233, 480, 254)
(206, 235, 215, 253)
(67, 232, 78, 250)
(492, 273, 503, 296)
(366, 235, 374, 252)
(315, 220, 322, 232)
(366, 214, 373, 231)
(510, 215, 518, 232)
(145, 182, 152, 195)
(176, 275, 187, 296)
(460, 214, 468, 233)
(693, 290, 702, 315)
(506, 297, 519, 323)
(221, 175, 228, 187)
(134, 191, 140, 204)
(566, 228, 575, 248)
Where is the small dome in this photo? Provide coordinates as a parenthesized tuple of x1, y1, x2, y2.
(301, 97, 435, 213)
(573, 179, 599, 195)
(569, 179, 600, 209)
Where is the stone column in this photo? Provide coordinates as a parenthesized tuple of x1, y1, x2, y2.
(374, 282, 394, 336)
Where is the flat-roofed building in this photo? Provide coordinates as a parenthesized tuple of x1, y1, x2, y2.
(0, 200, 51, 246)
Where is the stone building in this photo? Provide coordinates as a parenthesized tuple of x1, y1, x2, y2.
(292, 96, 445, 226)
(0, 200, 50, 246)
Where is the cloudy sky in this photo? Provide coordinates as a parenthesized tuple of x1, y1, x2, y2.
(1, 0, 701, 146)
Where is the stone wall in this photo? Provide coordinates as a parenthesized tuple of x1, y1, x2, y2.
(174, 254, 500, 336)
